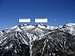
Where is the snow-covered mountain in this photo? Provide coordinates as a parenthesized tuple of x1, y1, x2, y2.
(0, 23, 75, 56)
(63, 23, 75, 35)
(1, 23, 75, 35)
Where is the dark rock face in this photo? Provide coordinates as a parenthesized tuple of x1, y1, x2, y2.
(32, 38, 48, 56)
(0, 43, 30, 56)
(0, 32, 30, 56)
(47, 31, 73, 56)
(32, 31, 75, 56)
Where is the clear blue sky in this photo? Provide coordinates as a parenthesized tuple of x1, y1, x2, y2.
(0, 0, 75, 29)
